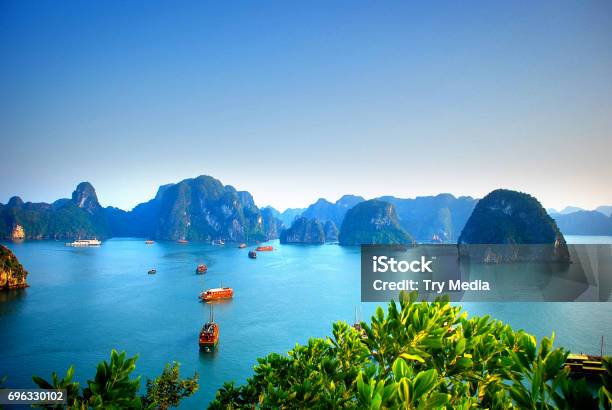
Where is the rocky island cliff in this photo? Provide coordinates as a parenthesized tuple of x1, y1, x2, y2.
(324, 220, 339, 242)
(0, 245, 28, 289)
(339, 200, 414, 245)
(458, 189, 570, 262)
(280, 217, 326, 244)
(111, 175, 282, 242)
(300, 195, 365, 226)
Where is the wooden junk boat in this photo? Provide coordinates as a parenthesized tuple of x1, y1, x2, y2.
(200, 287, 234, 302)
(565, 336, 607, 377)
(196, 264, 208, 274)
(565, 354, 606, 377)
(256, 245, 273, 252)
(248, 250, 257, 259)
(199, 305, 219, 351)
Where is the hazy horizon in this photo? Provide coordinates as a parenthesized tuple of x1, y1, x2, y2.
(2, 1, 611, 211)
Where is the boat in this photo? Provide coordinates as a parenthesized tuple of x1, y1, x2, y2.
(199, 304, 219, 351)
(145, 240, 154, 244)
(248, 251, 257, 259)
(212, 239, 225, 246)
(148, 269, 157, 275)
(238, 243, 247, 249)
(565, 354, 606, 377)
(178, 239, 188, 244)
(196, 264, 208, 274)
(256, 245, 273, 252)
(565, 336, 607, 377)
(66, 239, 101, 247)
(200, 287, 234, 302)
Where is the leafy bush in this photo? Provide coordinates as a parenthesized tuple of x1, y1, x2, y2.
(32, 350, 198, 409)
(142, 362, 199, 410)
(210, 291, 611, 409)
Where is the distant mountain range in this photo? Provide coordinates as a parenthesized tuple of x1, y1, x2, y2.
(550, 211, 612, 235)
(273, 193, 477, 242)
(300, 195, 366, 227)
(261, 206, 304, 227)
(0, 176, 280, 242)
(547, 206, 585, 215)
(547, 205, 612, 217)
(595, 206, 612, 217)
(543, 205, 612, 235)
(376, 194, 476, 241)
(1, 175, 611, 242)
(0, 182, 111, 240)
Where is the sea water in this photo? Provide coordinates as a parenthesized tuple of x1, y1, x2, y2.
(1, 236, 611, 407)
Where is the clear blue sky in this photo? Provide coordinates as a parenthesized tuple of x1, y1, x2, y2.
(1, 0, 611, 211)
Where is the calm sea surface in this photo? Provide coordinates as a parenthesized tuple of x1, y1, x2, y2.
(1, 236, 611, 407)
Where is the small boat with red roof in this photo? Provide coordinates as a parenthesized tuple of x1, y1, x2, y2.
(200, 287, 234, 302)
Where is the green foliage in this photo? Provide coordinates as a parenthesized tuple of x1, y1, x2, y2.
(32, 350, 198, 409)
(32, 366, 81, 409)
(142, 362, 199, 410)
(600, 357, 612, 409)
(81, 350, 142, 409)
(210, 290, 611, 409)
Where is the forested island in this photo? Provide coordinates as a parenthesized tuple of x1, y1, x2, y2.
(458, 189, 570, 262)
(339, 200, 414, 245)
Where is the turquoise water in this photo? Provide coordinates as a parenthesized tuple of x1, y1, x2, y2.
(1, 237, 611, 408)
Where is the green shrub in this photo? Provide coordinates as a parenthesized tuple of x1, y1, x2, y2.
(32, 350, 198, 409)
(210, 291, 611, 409)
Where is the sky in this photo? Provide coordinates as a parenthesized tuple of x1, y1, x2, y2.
(1, 1, 611, 212)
